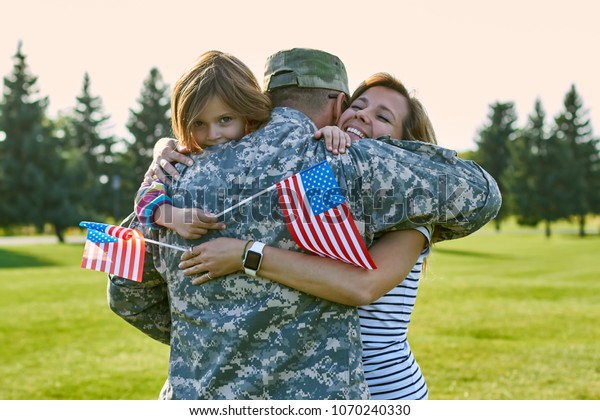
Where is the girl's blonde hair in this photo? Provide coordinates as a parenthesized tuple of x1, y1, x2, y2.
(171, 50, 272, 152)
(349, 72, 437, 145)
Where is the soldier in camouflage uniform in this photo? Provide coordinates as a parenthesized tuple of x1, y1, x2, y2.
(108, 48, 501, 399)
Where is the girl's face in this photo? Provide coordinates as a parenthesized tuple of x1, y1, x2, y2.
(338, 86, 408, 141)
(191, 96, 246, 147)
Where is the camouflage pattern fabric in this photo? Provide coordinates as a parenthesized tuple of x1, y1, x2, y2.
(108, 107, 501, 400)
(264, 48, 349, 95)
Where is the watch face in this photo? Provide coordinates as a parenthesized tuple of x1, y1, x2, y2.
(244, 250, 262, 270)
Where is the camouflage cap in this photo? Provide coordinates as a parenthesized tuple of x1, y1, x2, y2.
(264, 48, 349, 96)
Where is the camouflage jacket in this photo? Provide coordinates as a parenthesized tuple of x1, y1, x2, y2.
(108, 107, 501, 400)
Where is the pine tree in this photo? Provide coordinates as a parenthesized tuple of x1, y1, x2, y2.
(68, 72, 115, 221)
(45, 114, 90, 241)
(117, 67, 171, 219)
(553, 85, 597, 236)
(506, 100, 545, 227)
(475, 101, 517, 231)
(507, 99, 571, 237)
(0, 42, 59, 234)
(0, 80, 5, 226)
(539, 134, 575, 238)
(585, 138, 600, 225)
(125, 67, 171, 170)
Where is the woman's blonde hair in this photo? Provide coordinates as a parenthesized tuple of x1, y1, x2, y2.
(171, 50, 272, 151)
(349, 72, 437, 144)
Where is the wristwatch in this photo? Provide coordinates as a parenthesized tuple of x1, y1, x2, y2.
(243, 241, 265, 277)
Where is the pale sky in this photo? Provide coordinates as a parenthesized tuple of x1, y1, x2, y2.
(1, 0, 599, 151)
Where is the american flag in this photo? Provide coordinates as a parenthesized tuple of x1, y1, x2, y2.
(276, 160, 376, 270)
(80, 221, 146, 282)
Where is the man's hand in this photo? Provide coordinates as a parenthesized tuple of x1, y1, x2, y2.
(144, 137, 194, 185)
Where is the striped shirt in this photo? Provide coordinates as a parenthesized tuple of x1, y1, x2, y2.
(358, 226, 432, 400)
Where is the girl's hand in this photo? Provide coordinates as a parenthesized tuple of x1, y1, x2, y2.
(144, 137, 194, 185)
(314, 126, 352, 155)
(165, 207, 225, 240)
(179, 238, 248, 285)
(155, 205, 225, 240)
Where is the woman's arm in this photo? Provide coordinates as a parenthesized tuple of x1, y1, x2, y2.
(179, 229, 427, 306)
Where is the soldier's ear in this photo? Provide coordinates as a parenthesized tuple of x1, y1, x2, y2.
(332, 92, 346, 125)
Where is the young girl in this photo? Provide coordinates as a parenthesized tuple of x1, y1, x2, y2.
(135, 50, 272, 236)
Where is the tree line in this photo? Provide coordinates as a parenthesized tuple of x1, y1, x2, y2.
(472, 88, 600, 237)
(0, 44, 598, 240)
(0, 43, 170, 241)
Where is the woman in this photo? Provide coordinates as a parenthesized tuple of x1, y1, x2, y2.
(152, 73, 437, 399)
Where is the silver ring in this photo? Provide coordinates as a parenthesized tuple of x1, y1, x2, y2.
(206, 273, 213, 280)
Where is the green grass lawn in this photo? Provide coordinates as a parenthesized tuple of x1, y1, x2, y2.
(0, 226, 599, 399)
(0, 243, 169, 399)
(412, 227, 600, 399)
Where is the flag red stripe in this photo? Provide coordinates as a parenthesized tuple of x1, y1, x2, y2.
(101, 242, 113, 273)
(323, 206, 363, 267)
(81, 242, 94, 270)
(277, 181, 315, 255)
(94, 242, 106, 272)
(316, 209, 359, 265)
(110, 240, 121, 278)
(107, 225, 134, 240)
(332, 205, 375, 269)
(338, 204, 376, 269)
(318, 206, 361, 265)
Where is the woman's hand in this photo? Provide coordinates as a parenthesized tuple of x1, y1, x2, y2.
(144, 137, 194, 185)
(314, 126, 352, 155)
(179, 238, 249, 285)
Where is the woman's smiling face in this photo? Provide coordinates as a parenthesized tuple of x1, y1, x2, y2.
(338, 85, 409, 141)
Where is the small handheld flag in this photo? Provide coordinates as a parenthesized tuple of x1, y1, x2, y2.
(276, 161, 376, 270)
(80, 221, 146, 282)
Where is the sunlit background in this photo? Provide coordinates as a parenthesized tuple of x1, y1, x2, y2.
(2, 0, 598, 152)
(1, 1, 599, 407)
